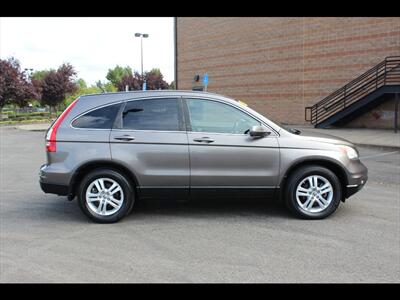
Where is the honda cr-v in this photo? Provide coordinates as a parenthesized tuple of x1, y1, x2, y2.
(39, 91, 368, 223)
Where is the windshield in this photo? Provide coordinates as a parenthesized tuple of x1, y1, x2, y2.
(237, 100, 301, 135)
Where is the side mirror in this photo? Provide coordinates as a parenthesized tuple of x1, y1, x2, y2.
(249, 125, 270, 138)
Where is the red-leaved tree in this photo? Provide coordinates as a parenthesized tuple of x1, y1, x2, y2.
(144, 68, 169, 90)
(115, 68, 169, 91)
(39, 63, 78, 115)
(0, 57, 37, 113)
(117, 72, 141, 91)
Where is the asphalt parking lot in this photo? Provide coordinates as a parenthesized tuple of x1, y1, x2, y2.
(0, 126, 399, 283)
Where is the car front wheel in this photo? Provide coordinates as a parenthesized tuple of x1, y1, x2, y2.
(284, 165, 342, 219)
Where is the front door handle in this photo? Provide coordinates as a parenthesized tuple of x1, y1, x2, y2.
(193, 137, 215, 143)
(114, 135, 135, 141)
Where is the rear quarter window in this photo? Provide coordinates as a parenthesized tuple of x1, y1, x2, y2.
(71, 103, 121, 129)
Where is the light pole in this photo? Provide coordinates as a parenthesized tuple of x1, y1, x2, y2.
(24, 68, 34, 82)
(23, 68, 34, 111)
(135, 32, 149, 90)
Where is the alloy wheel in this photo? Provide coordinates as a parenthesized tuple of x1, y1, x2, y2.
(85, 178, 124, 216)
(295, 175, 334, 213)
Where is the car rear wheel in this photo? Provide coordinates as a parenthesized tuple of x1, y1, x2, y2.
(77, 169, 135, 223)
(284, 165, 342, 219)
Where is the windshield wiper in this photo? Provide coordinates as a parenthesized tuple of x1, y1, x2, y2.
(289, 128, 301, 135)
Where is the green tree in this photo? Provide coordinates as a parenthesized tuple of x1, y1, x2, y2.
(31, 70, 51, 81)
(64, 80, 118, 108)
(104, 82, 117, 92)
(106, 65, 132, 88)
(96, 80, 117, 93)
(76, 78, 87, 89)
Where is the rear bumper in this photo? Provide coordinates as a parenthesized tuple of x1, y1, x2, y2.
(40, 181, 69, 196)
(39, 164, 69, 196)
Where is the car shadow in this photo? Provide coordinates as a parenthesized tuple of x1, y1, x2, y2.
(36, 195, 291, 224)
(128, 197, 292, 220)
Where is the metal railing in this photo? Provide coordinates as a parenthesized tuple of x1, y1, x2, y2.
(305, 56, 400, 125)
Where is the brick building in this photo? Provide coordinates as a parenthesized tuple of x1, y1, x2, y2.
(175, 17, 400, 128)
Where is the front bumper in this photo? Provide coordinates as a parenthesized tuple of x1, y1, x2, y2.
(345, 177, 367, 198)
(344, 159, 368, 198)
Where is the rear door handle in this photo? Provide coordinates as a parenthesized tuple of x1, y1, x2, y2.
(193, 137, 215, 143)
(114, 135, 135, 141)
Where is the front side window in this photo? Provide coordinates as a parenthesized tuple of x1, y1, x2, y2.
(72, 103, 121, 129)
(187, 99, 260, 134)
(122, 98, 182, 131)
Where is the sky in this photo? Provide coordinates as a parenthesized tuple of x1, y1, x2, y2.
(0, 17, 175, 85)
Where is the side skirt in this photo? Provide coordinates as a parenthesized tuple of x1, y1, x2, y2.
(138, 186, 277, 200)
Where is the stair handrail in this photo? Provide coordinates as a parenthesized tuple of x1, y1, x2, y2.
(306, 55, 400, 125)
(315, 60, 386, 107)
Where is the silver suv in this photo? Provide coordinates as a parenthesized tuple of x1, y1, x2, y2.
(39, 91, 368, 223)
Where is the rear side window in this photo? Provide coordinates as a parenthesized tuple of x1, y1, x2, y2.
(122, 98, 182, 131)
(72, 103, 121, 129)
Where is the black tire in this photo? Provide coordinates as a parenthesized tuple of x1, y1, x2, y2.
(77, 168, 135, 223)
(284, 165, 342, 220)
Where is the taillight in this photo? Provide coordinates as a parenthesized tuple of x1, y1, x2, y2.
(46, 99, 78, 152)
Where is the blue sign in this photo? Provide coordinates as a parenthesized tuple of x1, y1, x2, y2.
(203, 73, 208, 86)
(143, 82, 147, 91)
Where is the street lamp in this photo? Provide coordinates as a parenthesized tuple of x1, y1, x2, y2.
(24, 68, 34, 81)
(135, 32, 149, 90)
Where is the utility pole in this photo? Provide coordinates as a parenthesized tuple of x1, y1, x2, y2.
(135, 33, 149, 90)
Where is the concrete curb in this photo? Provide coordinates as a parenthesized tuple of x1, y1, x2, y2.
(13, 123, 50, 132)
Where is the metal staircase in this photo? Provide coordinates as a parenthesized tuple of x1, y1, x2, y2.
(305, 56, 400, 128)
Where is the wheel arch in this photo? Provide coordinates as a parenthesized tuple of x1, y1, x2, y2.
(279, 158, 348, 202)
(68, 160, 140, 200)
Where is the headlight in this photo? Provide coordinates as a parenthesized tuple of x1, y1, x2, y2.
(339, 145, 359, 160)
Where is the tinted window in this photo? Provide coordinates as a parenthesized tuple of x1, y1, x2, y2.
(122, 98, 182, 131)
(187, 99, 259, 134)
(72, 103, 121, 129)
